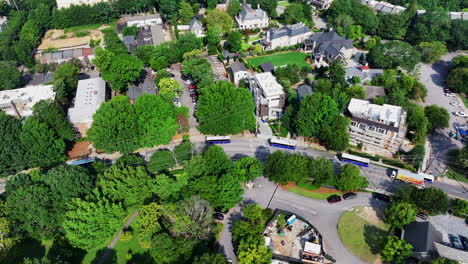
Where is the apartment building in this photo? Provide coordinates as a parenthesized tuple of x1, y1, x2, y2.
(0, 85, 55, 118)
(347, 98, 407, 154)
(248, 72, 285, 120)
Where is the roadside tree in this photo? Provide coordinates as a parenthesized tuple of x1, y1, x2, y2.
(334, 164, 368, 191)
(233, 157, 264, 183)
(237, 234, 273, 264)
(0, 60, 21, 91)
(381, 236, 413, 264)
(296, 93, 340, 138)
(368, 41, 421, 71)
(417, 41, 448, 63)
(157, 78, 182, 99)
(412, 187, 449, 215)
(424, 105, 449, 132)
(147, 150, 176, 173)
(0, 112, 25, 176)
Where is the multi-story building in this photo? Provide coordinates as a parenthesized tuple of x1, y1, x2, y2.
(303, 31, 354, 66)
(229, 62, 249, 86)
(56, 0, 108, 9)
(236, 4, 269, 30)
(347, 98, 407, 154)
(262, 23, 312, 51)
(123, 13, 163, 28)
(248, 72, 285, 120)
(0, 85, 55, 118)
(310, 0, 334, 10)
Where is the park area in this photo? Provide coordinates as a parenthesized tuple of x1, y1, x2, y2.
(247, 52, 310, 68)
(282, 182, 342, 200)
(338, 206, 390, 264)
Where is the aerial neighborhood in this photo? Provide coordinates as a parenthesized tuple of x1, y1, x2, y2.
(0, 0, 467, 264)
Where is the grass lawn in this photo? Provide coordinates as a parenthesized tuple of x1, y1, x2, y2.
(278, 1, 290, 7)
(247, 52, 310, 68)
(288, 187, 341, 200)
(338, 206, 390, 264)
(248, 35, 261, 42)
(269, 123, 289, 137)
(296, 182, 321, 191)
(445, 169, 468, 183)
(242, 42, 251, 51)
(215, 222, 224, 240)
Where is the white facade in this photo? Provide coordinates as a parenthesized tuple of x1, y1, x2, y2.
(264, 23, 312, 50)
(124, 14, 163, 28)
(230, 62, 249, 85)
(68, 77, 106, 126)
(56, 0, 109, 9)
(249, 72, 285, 120)
(348, 98, 407, 154)
(236, 4, 269, 30)
(0, 85, 55, 118)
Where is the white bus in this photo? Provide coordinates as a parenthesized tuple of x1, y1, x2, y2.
(205, 136, 231, 144)
(338, 153, 370, 167)
(268, 137, 297, 150)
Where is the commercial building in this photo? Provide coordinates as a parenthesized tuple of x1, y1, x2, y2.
(67, 77, 107, 128)
(122, 13, 163, 28)
(40, 47, 94, 64)
(403, 221, 443, 261)
(229, 62, 249, 86)
(0, 85, 55, 118)
(236, 4, 269, 29)
(248, 72, 285, 120)
(347, 98, 407, 154)
(56, 0, 108, 9)
(310, 0, 334, 10)
(303, 31, 354, 66)
(262, 23, 312, 51)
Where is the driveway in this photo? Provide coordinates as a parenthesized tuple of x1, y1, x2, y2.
(418, 52, 467, 175)
(170, 63, 199, 129)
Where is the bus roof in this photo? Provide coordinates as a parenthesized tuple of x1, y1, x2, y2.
(419, 172, 434, 181)
(206, 136, 231, 140)
(270, 137, 297, 146)
(341, 153, 370, 164)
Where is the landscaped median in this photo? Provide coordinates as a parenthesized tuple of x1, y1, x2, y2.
(281, 182, 343, 200)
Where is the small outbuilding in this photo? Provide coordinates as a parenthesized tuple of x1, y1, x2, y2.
(260, 62, 274, 72)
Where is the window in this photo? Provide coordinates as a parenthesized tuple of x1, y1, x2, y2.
(358, 124, 367, 130)
(367, 126, 376, 132)
(377, 128, 386, 134)
(351, 121, 357, 127)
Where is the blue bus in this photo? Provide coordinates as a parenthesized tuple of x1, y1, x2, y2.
(268, 137, 297, 150)
(206, 136, 231, 144)
(338, 153, 370, 167)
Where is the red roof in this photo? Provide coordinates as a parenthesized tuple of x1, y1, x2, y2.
(360, 65, 371, 70)
(82, 48, 94, 56)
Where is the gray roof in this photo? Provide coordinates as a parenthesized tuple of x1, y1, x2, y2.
(260, 62, 274, 72)
(123, 35, 135, 43)
(345, 66, 383, 81)
(52, 52, 63, 60)
(404, 222, 442, 253)
(127, 69, 157, 100)
(230, 62, 248, 73)
(62, 50, 74, 58)
(268, 23, 311, 40)
(124, 13, 161, 22)
(434, 242, 468, 263)
(363, 85, 385, 100)
(309, 31, 354, 58)
(297, 84, 313, 101)
(222, 50, 237, 59)
(189, 18, 203, 31)
(22, 72, 55, 86)
(150, 24, 165, 46)
(239, 4, 267, 21)
(123, 36, 137, 53)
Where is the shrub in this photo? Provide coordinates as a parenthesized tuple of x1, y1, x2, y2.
(120, 229, 133, 242)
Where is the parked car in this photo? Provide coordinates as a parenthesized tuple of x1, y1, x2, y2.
(450, 101, 461, 106)
(454, 112, 468, 117)
(387, 169, 397, 178)
(459, 235, 468, 250)
(372, 192, 391, 202)
(213, 212, 224, 221)
(416, 212, 428, 220)
(190, 92, 198, 97)
(343, 192, 357, 200)
(445, 93, 456, 97)
(189, 84, 197, 90)
(444, 88, 452, 93)
(327, 195, 342, 204)
(173, 98, 181, 107)
(184, 79, 192, 85)
(226, 258, 233, 263)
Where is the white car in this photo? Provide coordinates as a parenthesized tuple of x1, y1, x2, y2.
(450, 101, 461, 106)
(445, 93, 456, 97)
(184, 79, 192, 85)
(454, 112, 468, 117)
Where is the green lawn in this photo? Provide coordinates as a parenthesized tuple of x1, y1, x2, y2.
(296, 182, 321, 191)
(338, 207, 390, 264)
(242, 42, 251, 51)
(269, 123, 289, 137)
(247, 52, 310, 68)
(248, 35, 261, 42)
(278, 1, 290, 7)
(445, 169, 468, 183)
(288, 186, 341, 200)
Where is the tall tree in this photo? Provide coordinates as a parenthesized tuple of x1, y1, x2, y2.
(214, 173, 244, 210)
(320, 115, 350, 151)
(0, 61, 21, 91)
(368, 41, 421, 71)
(424, 105, 449, 132)
(417, 41, 448, 63)
(233, 157, 263, 183)
(0, 112, 25, 176)
(157, 78, 182, 99)
(227, 0, 241, 17)
(42, 165, 95, 203)
(135, 202, 163, 239)
(448, 19, 468, 51)
(178, 0, 194, 24)
(237, 234, 273, 264)
(384, 201, 417, 229)
(334, 164, 368, 191)
(53, 63, 80, 99)
(296, 93, 340, 138)
(102, 55, 144, 92)
(309, 157, 334, 184)
(147, 150, 176, 173)
(206, 9, 234, 34)
(174, 141, 194, 164)
(152, 173, 188, 201)
(193, 253, 228, 264)
(406, 11, 451, 44)
(226, 31, 243, 53)
(381, 236, 413, 264)
(32, 100, 74, 140)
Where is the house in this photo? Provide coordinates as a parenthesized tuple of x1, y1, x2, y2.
(40, 48, 94, 64)
(229, 62, 249, 85)
(22, 72, 55, 86)
(263, 23, 312, 51)
(127, 68, 157, 101)
(236, 4, 269, 30)
(0, 16, 7, 33)
(0, 85, 55, 118)
(310, 0, 334, 10)
(362, 85, 385, 100)
(260, 62, 274, 72)
(123, 13, 163, 28)
(297, 84, 313, 101)
(345, 65, 383, 83)
(189, 18, 204, 37)
(123, 36, 137, 54)
(303, 31, 354, 66)
(67, 77, 107, 128)
(248, 72, 285, 120)
(403, 222, 442, 261)
(222, 50, 237, 63)
(216, 0, 229, 11)
(56, 0, 109, 9)
(347, 98, 407, 154)
(360, 0, 406, 14)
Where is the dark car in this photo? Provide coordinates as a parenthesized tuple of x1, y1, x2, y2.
(215, 207, 229, 214)
(213, 212, 224, 221)
(444, 88, 452, 93)
(343, 192, 357, 200)
(372, 192, 391, 202)
(327, 195, 342, 204)
(416, 212, 428, 220)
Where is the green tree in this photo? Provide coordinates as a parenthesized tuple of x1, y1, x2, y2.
(451, 199, 468, 217)
(377, 13, 408, 40)
(150, 56, 169, 71)
(227, 0, 241, 17)
(174, 141, 194, 164)
(63, 193, 126, 250)
(412, 187, 449, 215)
(215, 173, 244, 210)
(32, 100, 74, 140)
(345, 25, 364, 41)
(0, 112, 25, 176)
(205, 27, 221, 46)
(332, 14, 354, 36)
(206, 9, 234, 34)
(446, 67, 468, 93)
(157, 78, 182, 99)
(237, 234, 273, 264)
(42, 165, 95, 203)
(296, 93, 340, 138)
(179, 0, 194, 24)
(203, 145, 232, 176)
(88, 96, 139, 153)
(54, 63, 80, 98)
(233, 157, 263, 183)
(193, 253, 228, 264)
(197, 81, 255, 135)
(430, 258, 458, 264)
(320, 115, 350, 151)
(381, 236, 413, 264)
(417, 41, 448, 63)
(149, 232, 197, 263)
(226, 31, 243, 52)
(368, 41, 421, 71)
(334, 164, 368, 191)
(384, 201, 417, 229)
(102, 55, 144, 92)
(115, 154, 145, 166)
(309, 156, 334, 184)
(97, 165, 153, 207)
(282, 4, 304, 24)
(135, 202, 163, 239)
(152, 173, 188, 201)
(345, 85, 365, 99)
(405, 103, 428, 144)
(0, 61, 21, 91)
(424, 105, 449, 132)
(407, 11, 451, 44)
(147, 150, 176, 173)
(242, 203, 264, 223)
(448, 19, 468, 51)
(232, 220, 264, 242)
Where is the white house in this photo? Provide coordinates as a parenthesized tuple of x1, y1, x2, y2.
(248, 72, 285, 120)
(345, 65, 383, 83)
(263, 23, 312, 50)
(229, 62, 249, 85)
(189, 18, 204, 37)
(56, 0, 109, 9)
(123, 13, 163, 28)
(67, 77, 107, 128)
(0, 85, 55, 118)
(236, 4, 269, 30)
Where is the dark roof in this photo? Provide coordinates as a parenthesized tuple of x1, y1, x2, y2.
(222, 50, 236, 59)
(297, 84, 313, 100)
(22, 72, 55, 86)
(309, 31, 354, 58)
(230, 62, 248, 73)
(268, 23, 311, 40)
(260, 62, 274, 72)
(404, 222, 442, 253)
(123, 36, 137, 53)
(189, 18, 203, 31)
(127, 69, 157, 100)
(363, 85, 385, 100)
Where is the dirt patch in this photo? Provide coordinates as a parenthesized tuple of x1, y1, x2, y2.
(352, 206, 385, 226)
(280, 182, 296, 190)
(38, 29, 104, 51)
(311, 186, 342, 194)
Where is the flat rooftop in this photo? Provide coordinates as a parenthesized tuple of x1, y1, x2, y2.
(68, 77, 106, 124)
(254, 72, 284, 98)
(348, 98, 402, 128)
(0, 85, 55, 117)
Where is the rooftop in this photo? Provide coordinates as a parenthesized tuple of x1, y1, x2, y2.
(123, 13, 161, 22)
(260, 62, 274, 72)
(239, 4, 267, 21)
(267, 23, 311, 40)
(309, 31, 354, 58)
(434, 242, 468, 263)
(189, 18, 203, 31)
(229, 62, 248, 73)
(362, 85, 385, 100)
(0, 85, 55, 117)
(254, 72, 284, 98)
(297, 84, 314, 101)
(128, 68, 157, 100)
(348, 98, 403, 128)
(67, 77, 106, 125)
(404, 221, 442, 253)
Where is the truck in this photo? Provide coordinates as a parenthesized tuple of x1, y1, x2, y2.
(393, 169, 424, 186)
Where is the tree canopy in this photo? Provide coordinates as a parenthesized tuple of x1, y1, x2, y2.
(381, 236, 413, 264)
(334, 164, 368, 191)
(206, 9, 234, 34)
(424, 105, 449, 132)
(0, 61, 22, 91)
(368, 41, 421, 71)
(384, 201, 417, 229)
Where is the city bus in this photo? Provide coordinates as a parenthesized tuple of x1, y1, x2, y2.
(338, 153, 370, 167)
(205, 136, 231, 144)
(268, 137, 297, 150)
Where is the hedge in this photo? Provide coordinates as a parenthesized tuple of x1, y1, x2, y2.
(347, 150, 380, 161)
